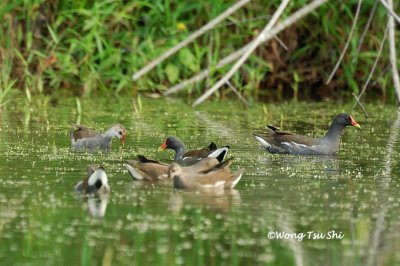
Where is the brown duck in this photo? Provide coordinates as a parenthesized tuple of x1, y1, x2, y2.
(169, 158, 244, 190)
(125, 156, 221, 181)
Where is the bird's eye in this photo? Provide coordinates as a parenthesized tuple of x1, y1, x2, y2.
(119, 131, 123, 135)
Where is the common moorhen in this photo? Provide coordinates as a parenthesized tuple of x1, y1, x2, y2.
(158, 136, 229, 165)
(125, 155, 221, 181)
(70, 124, 127, 151)
(254, 113, 361, 155)
(74, 165, 109, 194)
(169, 158, 244, 190)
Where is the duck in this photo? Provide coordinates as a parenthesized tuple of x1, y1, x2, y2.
(70, 123, 127, 151)
(125, 156, 169, 181)
(158, 136, 229, 165)
(169, 158, 244, 190)
(125, 156, 221, 181)
(254, 113, 361, 155)
(74, 165, 109, 194)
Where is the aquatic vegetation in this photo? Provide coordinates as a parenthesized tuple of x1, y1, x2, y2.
(0, 98, 399, 265)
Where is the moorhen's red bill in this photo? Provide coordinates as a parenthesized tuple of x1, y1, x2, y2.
(254, 113, 361, 155)
(158, 136, 229, 165)
(70, 123, 127, 151)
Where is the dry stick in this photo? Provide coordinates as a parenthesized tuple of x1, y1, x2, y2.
(387, 0, 400, 103)
(194, 0, 328, 105)
(226, 80, 250, 107)
(353, 0, 379, 63)
(352, 93, 369, 118)
(352, 22, 389, 110)
(379, 0, 400, 24)
(326, 0, 363, 84)
(131, 0, 250, 81)
(164, 44, 251, 95)
(164, 0, 329, 97)
(163, 34, 285, 96)
(192, 0, 291, 107)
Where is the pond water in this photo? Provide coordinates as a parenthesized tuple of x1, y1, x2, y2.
(0, 96, 399, 265)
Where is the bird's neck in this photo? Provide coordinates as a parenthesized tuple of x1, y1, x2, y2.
(103, 129, 115, 139)
(174, 145, 187, 161)
(322, 123, 345, 144)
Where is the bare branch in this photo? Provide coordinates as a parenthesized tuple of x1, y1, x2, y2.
(326, 0, 363, 84)
(379, 0, 400, 24)
(192, 0, 290, 107)
(226, 80, 250, 107)
(352, 93, 369, 118)
(353, 0, 379, 63)
(131, 0, 250, 81)
(164, 0, 329, 97)
(353, 22, 389, 109)
(387, 0, 400, 103)
(163, 44, 252, 95)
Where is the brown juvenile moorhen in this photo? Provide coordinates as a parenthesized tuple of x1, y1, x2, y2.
(254, 113, 361, 155)
(125, 156, 221, 181)
(70, 124, 127, 151)
(169, 158, 244, 190)
(75, 165, 109, 194)
(158, 136, 229, 165)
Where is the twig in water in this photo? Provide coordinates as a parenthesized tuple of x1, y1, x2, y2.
(353, 0, 379, 63)
(387, 0, 400, 103)
(226, 80, 249, 107)
(379, 0, 400, 24)
(326, 0, 363, 84)
(352, 92, 369, 118)
(131, 0, 250, 81)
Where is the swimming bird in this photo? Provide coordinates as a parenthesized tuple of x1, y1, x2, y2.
(74, 165, 109, 194)
(70, 123, 126, 151)
(125, 156, 221, 181)
(158, 136, 229, 165)
(254, 113, 361, 155)
(169, 158, 244, 190)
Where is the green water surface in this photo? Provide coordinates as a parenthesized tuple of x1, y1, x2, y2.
(0, 97, 399, 266)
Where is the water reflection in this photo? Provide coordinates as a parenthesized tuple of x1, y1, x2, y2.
(168, 189, 241, 214)
(363, 109, 400, 266)
(77, 194, 109, 218)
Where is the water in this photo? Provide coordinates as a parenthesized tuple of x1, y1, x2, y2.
(0, 97, 399, 265)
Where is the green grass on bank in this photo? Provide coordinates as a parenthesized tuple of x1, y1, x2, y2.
(0, 0, 398, 106)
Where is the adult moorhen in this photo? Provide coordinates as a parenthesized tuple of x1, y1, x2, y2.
(254, 113, 361, 155)
(169, 158, 244, 190)
(125, 156, 221, 181)
(75, 165, 109, 194)
(70, 124, 127, 151)
(158, 136, 229, 165)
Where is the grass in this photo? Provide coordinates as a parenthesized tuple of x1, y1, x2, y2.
(0, 0, 398, 105)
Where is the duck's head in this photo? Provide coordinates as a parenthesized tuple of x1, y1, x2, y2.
(334, 114, 361, 129)
(168, 163, 183, 178)
(109, 124, 127, 145)
(158, 136, 184, 151)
